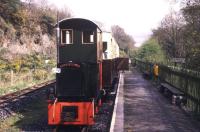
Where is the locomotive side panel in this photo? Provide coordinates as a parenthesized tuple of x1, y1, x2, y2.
(56, 63, 99, 99)
(59, 45, 97, 63)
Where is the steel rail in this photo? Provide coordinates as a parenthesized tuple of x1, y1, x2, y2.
(0, 79, 55, 104)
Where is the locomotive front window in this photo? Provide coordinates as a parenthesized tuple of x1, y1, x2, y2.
(61, 29, 73, 44)
(82, 30, 94, 44)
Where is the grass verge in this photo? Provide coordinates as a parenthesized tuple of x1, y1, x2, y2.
(0, 97, 47, 131)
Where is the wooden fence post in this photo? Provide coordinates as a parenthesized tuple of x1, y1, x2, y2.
(11, 69, 13, 86)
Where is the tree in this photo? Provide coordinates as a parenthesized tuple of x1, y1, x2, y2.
(152, 11, 185, 59)
(152, 0, 200, 71)
(181, 0, 200, 70)
(0, 0, 21, 25)
(58, 6, 72, 20)
(136, 38, 166, 62)
(111, 25, 135, 53)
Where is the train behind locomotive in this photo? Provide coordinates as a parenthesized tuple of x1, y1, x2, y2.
(47, 18, 128, 127)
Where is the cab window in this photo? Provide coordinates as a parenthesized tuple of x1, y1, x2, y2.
(82, 30, 94, 44)
(61, 29, 73, 44)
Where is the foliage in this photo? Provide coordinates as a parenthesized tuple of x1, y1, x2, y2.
(111, 25, 135, 53)
(0, 0, 71, 58)
(0, 52, 56, 73)
(0, 16, 16, 43)
(129, 48, 139, 62)
(0, 53, 56, 96)
(0, 72, 11, 82)
(0, 0, 64, 96)
(0, 0, 61, 60)
(152, 11, 185, 58)
(40, 14, 55, 35)
(58, 5, 72, 20)
(181, 1, 200, 71)
(135, 38, 166, 63)
(119, 49, 128, 57)
(0, 0, 21, 25)
(152, 1, 200, 71)
(33, 69, 48, 80)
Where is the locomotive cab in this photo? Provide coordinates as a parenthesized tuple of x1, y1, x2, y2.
(58, 18, 102, 63)
(48, 18, 103, 126)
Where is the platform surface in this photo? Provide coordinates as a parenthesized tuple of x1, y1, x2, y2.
(110, 68, 200, 132)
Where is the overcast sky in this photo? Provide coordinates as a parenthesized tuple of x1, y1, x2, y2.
(46, 0, 180, 47)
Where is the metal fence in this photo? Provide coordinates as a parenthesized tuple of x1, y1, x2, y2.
(135, 59, 200, 115)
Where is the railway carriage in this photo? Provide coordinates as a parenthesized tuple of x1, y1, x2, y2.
(47, 18, 129, 127)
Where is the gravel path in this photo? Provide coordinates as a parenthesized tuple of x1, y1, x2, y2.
(124, 68, 200, 132)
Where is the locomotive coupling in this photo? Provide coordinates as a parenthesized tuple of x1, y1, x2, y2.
(100, 89, 106, 96)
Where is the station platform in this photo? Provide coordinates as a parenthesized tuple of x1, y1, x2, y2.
(110, 72, 124, 132)
(110, 68, 200, 132)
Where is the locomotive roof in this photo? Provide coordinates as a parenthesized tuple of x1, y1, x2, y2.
(56, 18, 102, 32)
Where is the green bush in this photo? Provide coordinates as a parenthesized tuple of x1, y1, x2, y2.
(119, 49, 128, 57)
(136, 38, 166, 63)
(40, 14, 55, 35)
(1, 20, 16, 39)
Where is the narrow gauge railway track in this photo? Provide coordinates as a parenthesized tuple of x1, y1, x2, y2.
(0, 79, 55, 105)
(53, 126, 90, 132)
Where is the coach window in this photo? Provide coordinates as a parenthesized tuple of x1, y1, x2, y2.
(82, 30, 94, 44)
(61, 29, 73, 44)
